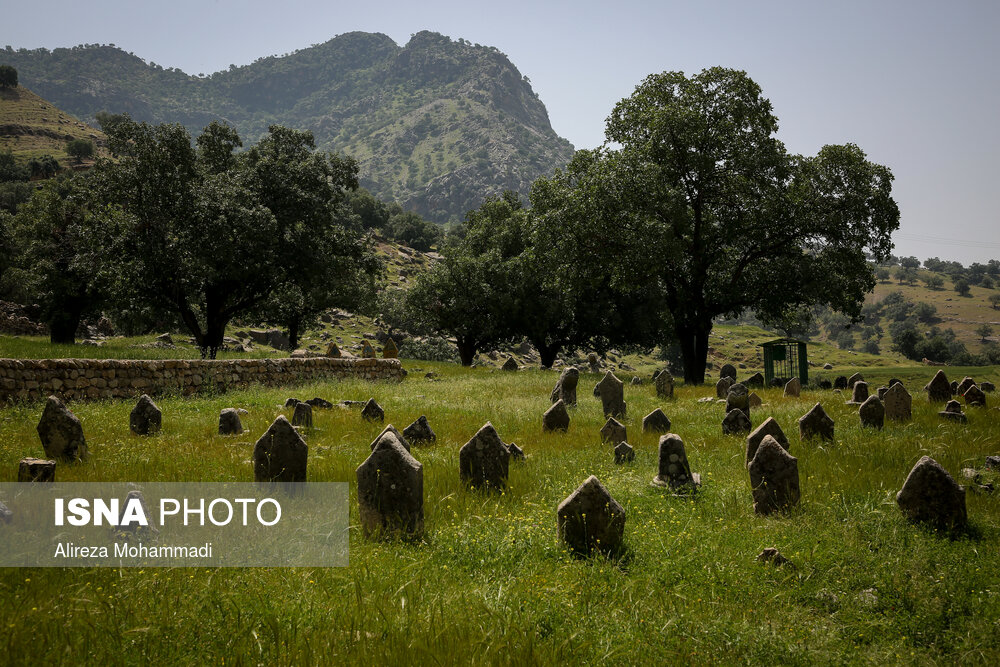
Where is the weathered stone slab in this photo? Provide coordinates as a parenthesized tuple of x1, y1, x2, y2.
(748, 392, 762, 408)
(501, 357, 518, 371)
(543, 399, 570, 432)
(37, 396, 87, 461)
(745, 372, 764, 388)
(614, 442, 635, 464)
(848, 373, 865, 388)
(508, 442, 525, 461)
(383, 338, 399, 359)
(746, 417, 789, 466)
(291, 401, 313, 428)
(956, 376, 976, 396)
(939, 399, 967, 423)
(129, 394, 162, 435)
(651, 433, 700, 491)
(550, 367, 579, 405)
(716, 376, 734, 399)
(783, 378, 801, 398)
(596, 371, 626, 418)
(748, 436, 800, 515)
(726, 383, 749, 415)
(361, 340, 376, 358)
(361, 398, 384, 422)
(859, 395, 885, 429)
(306, 397, 334, 409)
(964, 384, 986, 407)
(799, 403, 834, 440)
(720, 364, 737, 380)
(557, 476, 626, 556)
(847, 381, 869, 405)
(459, 423, 510, 490)
(253, 415, 308, 483)
(402, 416, 436, 444)
(925, 370, 952, 402)
(655, 369, 674, 398)
(218, 408, 244, 435)
(722, 408, 751, 435)
(357, 431, 423, 539)
(883, 383, 912, 422)
(18, 457, 55, 482)
(834, 376, 848, 390)
(642, 408, 671, 433)
(896, 456, 967, 532)
(600, 417, 626, 445)
(370, 424, 410, 452)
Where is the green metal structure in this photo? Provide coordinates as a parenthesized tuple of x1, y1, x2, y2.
(760, 338, 808, 386)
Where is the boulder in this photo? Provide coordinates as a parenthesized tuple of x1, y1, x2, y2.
(402, 416, 436, 444)
(642, 408, 672, 433)
(357, 431, 423, 539)
(557, 476, 626, 556)
(748, 435, 800, 515)
(253, 415, 308, 483)
(600, 417, 627, 445)
(459, 423, 510, 490)
(746, 417, 789, 466)
(36, 396, 88, 461)
(799, 403, 834, 441)
(18, 457, 55, 482)
(896, 456, 967, 532)
(550, 367, 580, 405)
(129, 394, 162, 436)
(542, 399, 571, 432)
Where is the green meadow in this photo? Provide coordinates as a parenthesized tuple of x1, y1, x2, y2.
(1, 359, 1000, 664)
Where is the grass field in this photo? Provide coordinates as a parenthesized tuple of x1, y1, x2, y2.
(1, 358, 999, 664)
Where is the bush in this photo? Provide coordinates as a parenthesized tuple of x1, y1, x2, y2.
(66, 138, 94, 164)
(954, 278, 971, 297)
(0, 65, 16, 88)
(398, 336, 459, 362)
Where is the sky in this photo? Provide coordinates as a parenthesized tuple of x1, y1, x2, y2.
(5, 0, 999, 264)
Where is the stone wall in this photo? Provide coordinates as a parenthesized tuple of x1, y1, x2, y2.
(0, 357, 406, 403)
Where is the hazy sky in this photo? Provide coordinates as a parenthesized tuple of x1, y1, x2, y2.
(5, 0, 999, 263)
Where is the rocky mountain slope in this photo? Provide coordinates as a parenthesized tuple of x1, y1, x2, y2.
(2, 31, 575, 222)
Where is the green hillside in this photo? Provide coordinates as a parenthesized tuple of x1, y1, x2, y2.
(1, 32, 575, 222)
(0, 84, 106, 167)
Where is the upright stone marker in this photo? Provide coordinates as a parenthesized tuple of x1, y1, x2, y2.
(543, 399, 571, 432)
(655, 369, 675, 398)
(614, 442, 635, 464)
(508, 442, 525, 461)
(36, 396, 87, 462)
(459, 423, 510, 490)
(896, 456, 967, 531)
(369, 424, 410, 452)
(642, 408, 672, 433)
(834, 376, 848, 390)
(716, 377, 734, 399)
(383, 338, 399, 359)
(748, 392, 762, 408)
(956, 376, 976, 396)
(557, 476, 626, 556)
(925, 370, 952, 402)
(550, 367, 580, 405)
(720, 364, 737, 380)
(746, 417, 789, 465)
(799, 403, 834, 440)
(783, 378, 801, 398)
(651, 433, 700, 491)
(18, 458, 56, 482)
(600, 417, 627, 445)
(361, 398, 384, 422)
(848, 381, 869, 405)
(357, 432, 423, 539)
(939, 399, 967, 423)
(858, 395, 885, 430)
(218, 408, 244, 435)
(402, 416, 436, 444)
(964, 385, 986, 408)
(722, 409, 751, 435)
(748, 436, 800, 515)
(291, 401, 313, 428)
(745, 372, 765, 388)
(129, 394, 162, 435)
(501, 357, 519, 372)
(361, 340, 376, 358)
(726, 383, 750, 415)
(848, 373, 865, 388)
(596, 371, 626, 418)
(325, 341, 342, 358)
(883, 383, 912, 422)
(253, 415, 308, 483)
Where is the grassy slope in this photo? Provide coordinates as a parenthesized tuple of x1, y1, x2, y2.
(0, 85, 107, 167)
(1, 363, 999, 663)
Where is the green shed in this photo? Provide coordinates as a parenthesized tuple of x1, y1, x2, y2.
(760, 338, 808, 386)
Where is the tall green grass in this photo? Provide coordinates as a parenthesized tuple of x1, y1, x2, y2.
(1, 361, 999, 664)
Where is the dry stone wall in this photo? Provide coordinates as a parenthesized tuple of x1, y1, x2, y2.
(0, 357, 405, 403)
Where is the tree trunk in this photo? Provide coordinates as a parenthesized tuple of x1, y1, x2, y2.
(676, 319, 712, 385)
(456, 337, 477, 366)
(204, 317, 228, 360)
(288, 319, 300, 352)
(178, 306, 207, 354)
(534, 340, 562, 369)
(49, 306, 82, 345)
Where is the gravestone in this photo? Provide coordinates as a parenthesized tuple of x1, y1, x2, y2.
(834, 376, 848, 390)
(284, 398, 301, 408)
(783, 378, 801, 398)
(726, 383, 750, 415)
(642, 408, 672, 433)
(614, 442, 635, 464)
(361, 340, 376, 358)
(818, 380, 832, 390)
(848, 373, 864, 388)
(218, 408, 244, 435)
(129, 394, 162, 436)
(36, 396, 87, 462)
(722, 409, 751, 435)
(655, 370, 675, 398)
(956, 376, 976, 396)
(18, 458, 55, 482)
(939, 399, 967, 423)
(883, 383, 912, 422)
(357, 431, 423, 539)
(748, 435, 800, 515)
(557, 476, 626, 556)
(630, 376, 643, 386)
(402, 416, 436, 444)
(291, 402, 313, 428)
(981, 381, 995, 392)
(600, 417, 627, 445)
(746, 417, 789, 466)
(651, 433, 700, 491)
(326, 341, 341, 358)
(716, 376, 734, 399)
(501, 357, 519, 371)
(924, 370, 952, 402)
(361, 398, 384, 422)
(543, 400, 570, 432)
(383, 338, 399, 359)
(253, 415, 308, 483)
(508, 443, 525, 461)
(0, 500, 11, 523)
(748, 392, 762, 408)
(848, 381, 869, 405)
(306, 397, 333, 409)
(858, 395, 885, 430)
(596, 371, 627, 418)
(745, 372, 765, 389)
(896, 456, 967, 531)
(459, 422, 510, 490)
(370, 424, 410, 452)
(877, 386, 889, 400)
(950, 381, 959, 394)
(799, 403, 834, 440)
(720, 364, 737, 380)
(964, 385, 986, 408)
(550, 367, 580, 405)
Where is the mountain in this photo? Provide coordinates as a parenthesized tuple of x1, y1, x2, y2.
(0, 84, 107, 167)
(1, 31, 575, 222)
